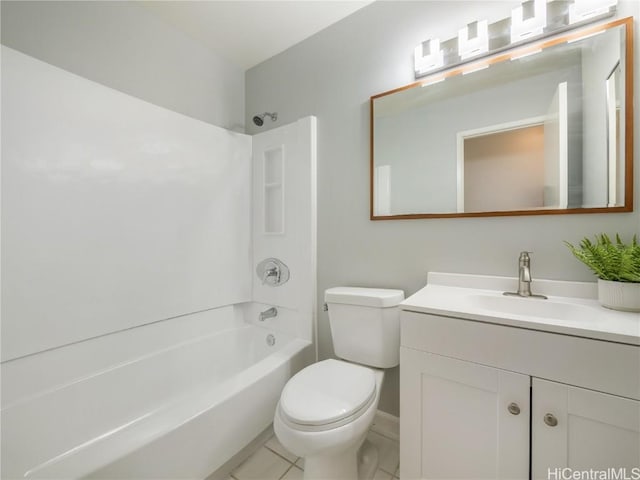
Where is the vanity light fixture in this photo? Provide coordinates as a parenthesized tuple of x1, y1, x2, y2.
(569, 0, 617, 24)
(457, 20, 489, 60)
(411, 0, 616, 79)
(414, 38, 444, 75)
(510, 0, 547, 43)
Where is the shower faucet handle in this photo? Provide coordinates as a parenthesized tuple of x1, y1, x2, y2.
(262, 263, 280, 284)
(256, 258, 290, 287)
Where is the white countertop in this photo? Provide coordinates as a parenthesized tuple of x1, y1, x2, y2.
(401, 273, 640, 346)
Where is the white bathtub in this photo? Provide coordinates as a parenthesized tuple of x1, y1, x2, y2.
(1, 307, 311, 479)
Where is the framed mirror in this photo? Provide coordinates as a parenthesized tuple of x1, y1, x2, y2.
(370, 17, 633, 219)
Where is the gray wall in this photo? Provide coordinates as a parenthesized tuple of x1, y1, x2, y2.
(1, 1, 245, 131)
(246, 1, 640, 416)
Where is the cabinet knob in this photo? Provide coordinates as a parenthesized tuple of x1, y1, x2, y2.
(507, 402, 521, 415)
(544, 413, 558, 427)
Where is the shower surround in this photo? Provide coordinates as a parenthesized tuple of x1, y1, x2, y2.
(1, 46, 316, 478)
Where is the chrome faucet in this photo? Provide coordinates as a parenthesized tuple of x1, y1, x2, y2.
(517, 251, 533, 296)
(256, 258, 290, 287)
(259, 306, 278, 321)
(504, 251, 547, 299)
(262, 264, 280, 285)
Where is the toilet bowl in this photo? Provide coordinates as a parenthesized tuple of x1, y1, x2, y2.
(274, 287, 404, 480)
(274, 359, 384, 479)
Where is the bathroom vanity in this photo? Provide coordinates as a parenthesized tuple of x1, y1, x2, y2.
(399, 273, 640, 480)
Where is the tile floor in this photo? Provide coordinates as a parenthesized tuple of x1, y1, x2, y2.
(229, 430, 399, 480)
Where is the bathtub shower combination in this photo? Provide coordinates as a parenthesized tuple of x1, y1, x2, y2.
(1, 47, 317, 479)
(3, 308, 311, 478)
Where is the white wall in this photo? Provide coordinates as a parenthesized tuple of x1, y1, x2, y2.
(0, 1, 244, 131)
(246, 1, 640, 416)
(1, 0, 250, 361)
(1, 47, 252, 361)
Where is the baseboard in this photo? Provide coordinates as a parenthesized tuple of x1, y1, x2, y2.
(371, 410, 399, 441)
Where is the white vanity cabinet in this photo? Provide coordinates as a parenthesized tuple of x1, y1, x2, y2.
(401, 347, 530, 479)
(400, 310, 640, 480)
(532, 378, 640, 479)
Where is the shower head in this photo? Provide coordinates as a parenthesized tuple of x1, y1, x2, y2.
(252, 112, 278, 126)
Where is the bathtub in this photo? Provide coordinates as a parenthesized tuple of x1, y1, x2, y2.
(1, 307, 312, 479)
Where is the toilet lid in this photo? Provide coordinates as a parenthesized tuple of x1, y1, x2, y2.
(279, 359, 376, 427)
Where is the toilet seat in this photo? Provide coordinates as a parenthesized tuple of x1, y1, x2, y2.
(279, 359, 376, 431)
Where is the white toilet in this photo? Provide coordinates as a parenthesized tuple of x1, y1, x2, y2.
(274, 287, 404, 480)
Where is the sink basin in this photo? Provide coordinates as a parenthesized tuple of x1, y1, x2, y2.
(400, 273, 639, 346)
(467, 294, 595, 322)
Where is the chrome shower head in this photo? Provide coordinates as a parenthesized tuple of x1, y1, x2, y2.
(252, 112, 278, 126)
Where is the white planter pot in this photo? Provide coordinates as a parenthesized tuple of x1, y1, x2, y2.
(597, 279, 640, 312)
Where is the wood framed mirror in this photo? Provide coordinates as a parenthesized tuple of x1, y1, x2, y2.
(370, 17, 634, 220)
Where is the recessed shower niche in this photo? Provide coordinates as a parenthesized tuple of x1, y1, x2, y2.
(263, 146, 285, 234)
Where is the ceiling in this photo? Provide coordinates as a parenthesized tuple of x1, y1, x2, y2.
(139, 1, 374, 71)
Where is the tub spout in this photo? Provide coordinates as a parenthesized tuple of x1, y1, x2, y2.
(259, 307, 278, 321)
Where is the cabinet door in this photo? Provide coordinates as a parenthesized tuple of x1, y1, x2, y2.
(532, 378, 640, 480)
(400, 347, 530, 479)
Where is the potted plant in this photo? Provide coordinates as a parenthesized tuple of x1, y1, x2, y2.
(565, 233, 640, 312)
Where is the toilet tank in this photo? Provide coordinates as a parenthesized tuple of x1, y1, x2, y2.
(325, 287, 404, 368)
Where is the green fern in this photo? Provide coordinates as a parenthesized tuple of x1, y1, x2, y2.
(565, 234, 640, 283)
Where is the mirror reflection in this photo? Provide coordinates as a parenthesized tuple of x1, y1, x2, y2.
(606, 61, 623, 207)
(371, 18, 632, 218)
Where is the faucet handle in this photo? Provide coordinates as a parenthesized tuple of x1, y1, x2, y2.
(256, 258, 290, 287)
(504, 252, 547, 299)
(518, 251, 533, 264)
(262, 264, 280, 284)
